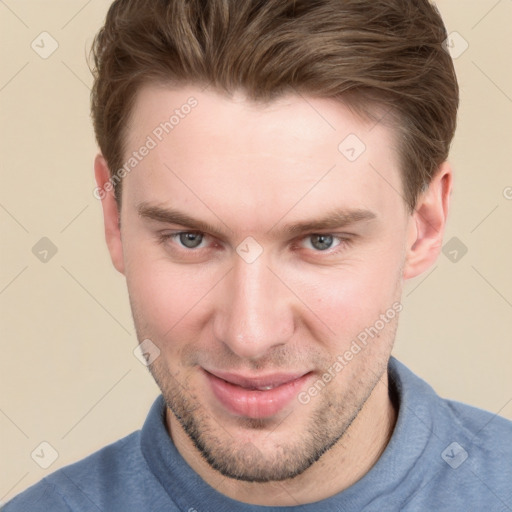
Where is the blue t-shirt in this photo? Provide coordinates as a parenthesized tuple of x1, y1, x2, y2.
(3, 357, 512, 511)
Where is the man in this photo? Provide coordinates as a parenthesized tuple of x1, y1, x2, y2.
(4, 0, 511, 510)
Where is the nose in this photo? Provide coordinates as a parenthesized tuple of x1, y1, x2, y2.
(212, 254, 295, 361)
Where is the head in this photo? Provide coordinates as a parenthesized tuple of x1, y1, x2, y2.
(91, 0, 457, 483)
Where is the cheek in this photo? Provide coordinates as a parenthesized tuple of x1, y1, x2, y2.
(124, 249, 216, 338)
(290, 247, 403, 336)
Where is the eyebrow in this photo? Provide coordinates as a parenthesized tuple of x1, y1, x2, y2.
(136, 202, 377, 239)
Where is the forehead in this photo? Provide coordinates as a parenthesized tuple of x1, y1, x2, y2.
(121, 84, 405, 234)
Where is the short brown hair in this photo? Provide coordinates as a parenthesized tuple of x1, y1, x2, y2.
(90, 0, 458, 212)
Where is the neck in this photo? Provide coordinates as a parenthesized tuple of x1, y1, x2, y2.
(167, 371, 397, 506)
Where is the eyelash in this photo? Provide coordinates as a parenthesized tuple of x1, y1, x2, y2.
(156, 231, 353, 256)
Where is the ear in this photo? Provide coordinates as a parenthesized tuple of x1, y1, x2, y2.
(403, 162, 452, 280)
(94, 154, 125, 275)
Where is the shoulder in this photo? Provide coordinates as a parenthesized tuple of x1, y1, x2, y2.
(441, 397, 512, 475)
(390, 356, 512, 438)
(1, 481, 72, 512)
(444, 396, 512, 440)
(389, 357, 512, 510)
(416, 398, 512, 510)
(2, 431, 145, 512)
(392, 356, 512, 460)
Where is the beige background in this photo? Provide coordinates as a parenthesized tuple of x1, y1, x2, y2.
(1, 0, 511, 503)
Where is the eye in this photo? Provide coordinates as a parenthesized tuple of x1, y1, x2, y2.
(158, 231, 207, 250)
(303, 234, 341, 251)
(178, 232, 204, 249)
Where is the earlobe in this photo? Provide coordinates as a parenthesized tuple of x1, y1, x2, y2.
(94, 154, 125, 275)
(403, 162, 452, 280)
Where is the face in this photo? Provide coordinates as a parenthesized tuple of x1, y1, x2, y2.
(101, 84, 425, 482)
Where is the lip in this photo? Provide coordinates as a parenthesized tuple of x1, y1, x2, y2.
(203, 368, 313, 419)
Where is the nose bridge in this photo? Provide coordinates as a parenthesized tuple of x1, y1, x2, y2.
(214, 254, 293, 360)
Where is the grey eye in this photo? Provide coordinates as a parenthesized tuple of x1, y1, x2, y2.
(309, 234, 334, 251)
(179, 232, 204, 248)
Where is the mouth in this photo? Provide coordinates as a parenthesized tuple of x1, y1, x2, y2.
(203, 368, 314, 419)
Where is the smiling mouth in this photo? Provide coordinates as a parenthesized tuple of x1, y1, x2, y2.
(203, 369, 314, 419)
